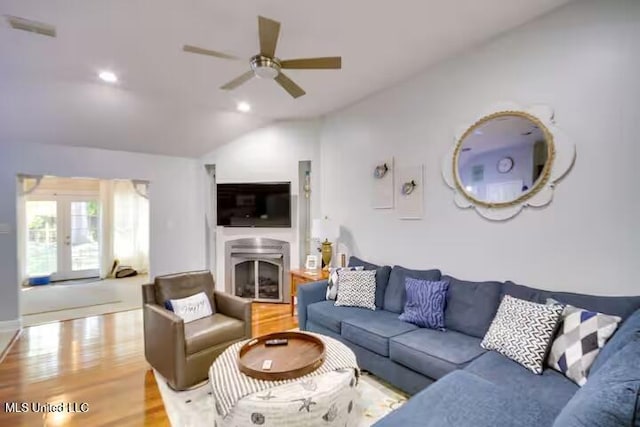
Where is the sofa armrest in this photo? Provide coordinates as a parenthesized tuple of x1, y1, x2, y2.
(143, 303, 185, 380)
(214, 291, 252, 338)
(297, 279, 328, 330)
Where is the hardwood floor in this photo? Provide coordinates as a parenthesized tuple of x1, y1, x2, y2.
(252, 301, 299, 336)
(0, 302, 298, 426)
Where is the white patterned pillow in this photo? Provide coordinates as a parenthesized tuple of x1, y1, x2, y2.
(326, 266, 364, 300)
(334, 270, 377, 310)
(166, 292, 213, 323)
(546, 299, 621, 386)
(481, 295, 563, 374)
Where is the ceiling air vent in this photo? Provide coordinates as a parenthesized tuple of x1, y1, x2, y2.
(6, 15, 56, 38)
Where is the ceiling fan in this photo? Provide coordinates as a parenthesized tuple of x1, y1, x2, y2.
(183, 16, 342, 99)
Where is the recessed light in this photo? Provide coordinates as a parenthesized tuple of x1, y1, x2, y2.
(98, 71, 118, 83)
(237, 102, 251, 113)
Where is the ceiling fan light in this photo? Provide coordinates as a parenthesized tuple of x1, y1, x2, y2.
(98, 70, 118, 83)
(237, 102, 251, 112)
(250, 55, 280, 80)
(254, 67, 279, 79)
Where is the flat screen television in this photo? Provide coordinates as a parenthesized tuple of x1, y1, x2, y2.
(217, 182, 291, 228)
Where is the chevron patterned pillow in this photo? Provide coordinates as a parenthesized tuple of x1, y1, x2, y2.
(334, 270, 377, 310)
(481, 295, 564, 374)
(326, 266, 364, 300)
(546, 299, 621, 386)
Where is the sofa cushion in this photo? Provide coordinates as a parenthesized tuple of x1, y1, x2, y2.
(443, 275, 502, 338)
(384, 266, 442, 313)
(184, 313, 245, 355)
(503, 281, 640, 320)
(372, 370, 557, 427)
(389, 328, 485, 379)
(341, 310, 418, 357)
(502, 281, 552, 304)
(465, 351, 578, 414)
(552, 340, 640, 427)
(306, 300, 376, 333)
(591, 308, 640, 374)
(348, 256, 392, 309)
(348, 256, 380, 271)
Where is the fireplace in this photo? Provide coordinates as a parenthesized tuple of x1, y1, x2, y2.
(225, 238, 290, 303)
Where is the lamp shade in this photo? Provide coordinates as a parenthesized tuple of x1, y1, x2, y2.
(311, 218, 340, 241)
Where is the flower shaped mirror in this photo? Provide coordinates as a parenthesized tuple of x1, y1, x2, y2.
(442, 105, 575, 221)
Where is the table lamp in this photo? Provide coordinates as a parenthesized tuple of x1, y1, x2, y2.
(311, 218, 340, 270)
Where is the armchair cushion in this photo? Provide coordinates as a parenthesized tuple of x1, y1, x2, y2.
(155, 270, 217, 312)
(184, 313, 245, 355)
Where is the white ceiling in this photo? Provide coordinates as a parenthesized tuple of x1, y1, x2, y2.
(0, 0, 572, 157)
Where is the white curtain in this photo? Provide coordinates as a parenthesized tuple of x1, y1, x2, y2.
(99, 180, 115, 278)
(113, 180, 149, 273)
(99, 179, 149, 277)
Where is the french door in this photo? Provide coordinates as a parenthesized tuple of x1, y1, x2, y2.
(26, 196, 100, 280)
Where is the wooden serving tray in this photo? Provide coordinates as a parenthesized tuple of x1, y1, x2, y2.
(238, 332, 326, 381)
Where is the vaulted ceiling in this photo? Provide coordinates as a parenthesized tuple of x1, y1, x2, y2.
(0, 0, 572, 157)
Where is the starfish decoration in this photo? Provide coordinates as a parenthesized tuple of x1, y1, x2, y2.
(292, 398, 317, 412)
(257, 390, 276, 400)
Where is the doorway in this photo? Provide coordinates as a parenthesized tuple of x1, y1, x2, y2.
(18, 175, 150, 326)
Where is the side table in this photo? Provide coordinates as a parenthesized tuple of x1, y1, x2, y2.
(289, 269, 329, 316)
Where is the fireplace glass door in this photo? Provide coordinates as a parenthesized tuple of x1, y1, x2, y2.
(234, 260, 256, 299)
(258, 261, 280, 300)
(233, 257, 282, 302)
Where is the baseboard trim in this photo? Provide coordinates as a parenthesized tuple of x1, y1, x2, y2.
(0, 318, 22, 333)
(0, 329, 21, 364)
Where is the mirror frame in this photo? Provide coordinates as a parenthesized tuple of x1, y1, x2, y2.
(452, 110, 555, 209)
(442, 104, 576, 221)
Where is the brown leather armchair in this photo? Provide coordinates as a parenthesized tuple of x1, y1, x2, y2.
(142, 270, 252, 390)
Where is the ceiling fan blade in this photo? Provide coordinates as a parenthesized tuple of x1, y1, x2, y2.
(183, 44, 239, 60)
(220, 71, 255, 90)
(280, 57, 342, 69)
(274, 72, 306, 98)
(258, 16, 281, 58)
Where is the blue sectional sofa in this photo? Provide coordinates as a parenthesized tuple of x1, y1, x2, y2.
(297, 257, 640, 427)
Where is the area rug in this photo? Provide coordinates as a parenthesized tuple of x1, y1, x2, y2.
(154, 370, 407, 427)
(21, 281, 121, 315)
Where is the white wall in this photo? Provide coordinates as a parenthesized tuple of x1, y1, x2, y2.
(200, 120, 322, 290)
(0, 142, 206, 322)
(320, 0, 640, 295)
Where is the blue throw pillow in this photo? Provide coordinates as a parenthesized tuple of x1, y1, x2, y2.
(399, 278, 449, 330)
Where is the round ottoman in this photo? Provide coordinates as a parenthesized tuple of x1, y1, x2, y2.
(210, 334, 360, 427)
(214, 369, 359, 426)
